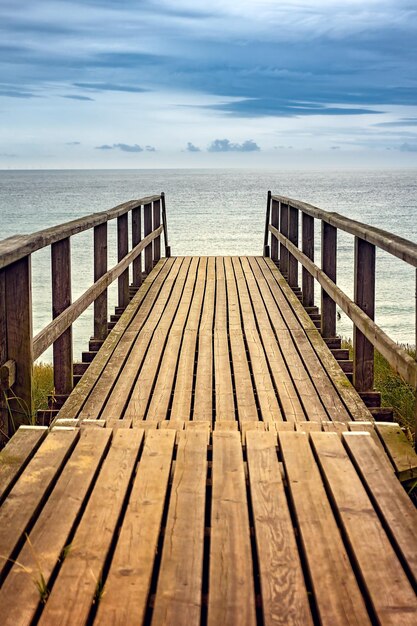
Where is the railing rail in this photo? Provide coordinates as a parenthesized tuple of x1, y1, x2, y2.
(264, 192, 417, 441)
(0, 193, 170, 437)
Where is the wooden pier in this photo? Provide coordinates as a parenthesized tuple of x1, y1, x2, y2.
(1, 193, 417, 624)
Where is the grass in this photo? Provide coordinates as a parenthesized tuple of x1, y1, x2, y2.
(343, 340, 416, 436)
(33, 362, 54, 414)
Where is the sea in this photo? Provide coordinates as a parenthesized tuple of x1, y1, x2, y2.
(0, 169, 416, 362)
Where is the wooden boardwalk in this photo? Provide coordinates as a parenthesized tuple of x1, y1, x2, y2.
(1, 256, 417, 625)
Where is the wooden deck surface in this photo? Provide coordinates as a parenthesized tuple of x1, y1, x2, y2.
(0, 256, 416, 625)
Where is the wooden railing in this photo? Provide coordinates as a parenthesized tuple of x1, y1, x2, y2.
(264, 191, 417, 438)
(0, 193, 170, 436)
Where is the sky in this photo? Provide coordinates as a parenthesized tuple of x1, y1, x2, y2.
(1, 0, 417, 168)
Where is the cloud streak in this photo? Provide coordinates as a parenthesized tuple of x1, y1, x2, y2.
(95, 143, 156, 152)
(208, 139, 260, 152)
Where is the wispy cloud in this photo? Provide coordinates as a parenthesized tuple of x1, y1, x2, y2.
(65, 141, 81, 145)
(208, 139, 260, 152)
(186, 142, 201, 152)
(95, 143, 156, 152)
(73, 82, 148, 93)
(62, 95, 94, 101)
(399, 142, 417, 152)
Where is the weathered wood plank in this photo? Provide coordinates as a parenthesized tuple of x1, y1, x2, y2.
(311, 432, 417, 625)
(0, 429, 78, 582)
(208, 431, 256, 626)
(93, 222, 108, 340)
(354, 237, 376, 392)
(131, 205, 142, 288)
(76, 258, 178, 421)
(194, 256, 215, 421)
(152, 430, 207, 625)
(123, 258, 193, 423)
(144, 202, 153, 274)
(0, 428, 112, 626)
(153, 199, 161, 264)
(375, 422, 417, 480)
(246, 431, 313, 626)
(262, 257, 372, 421)
(224, 257, 258, 422)
(94, 429, 175, 625)
(279, 431, 371, 625)
(214, 257, 235, 420)
(146, 257, 199, 421)
(0, 426, 47, 502)
(170, 257, 207, 421)
(344, 432, 417, 587)
(231, 257, 282, 422)
(38, 428, 143, 626)
(301, 212, 314, 307)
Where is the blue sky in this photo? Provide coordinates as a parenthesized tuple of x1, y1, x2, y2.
(1, 0, 417, 168)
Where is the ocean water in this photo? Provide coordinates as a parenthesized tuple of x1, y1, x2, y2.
(0, 168, 416, 362)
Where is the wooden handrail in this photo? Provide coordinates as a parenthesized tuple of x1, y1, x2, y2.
(0, 194, 169, 437)
(266, 193, 417, 445)
(269, 224, 417, 388)
(271, 194, 417, 268)
(0, 195, 161, 270)
(33, 226, 163, 360)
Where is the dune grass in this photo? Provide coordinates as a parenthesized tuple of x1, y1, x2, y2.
(33, 362, 54, 414)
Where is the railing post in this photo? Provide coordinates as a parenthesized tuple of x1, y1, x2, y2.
(161, 193, 171, 258)
(270, 199, 279, 263)
(132, 205, 142, 288)
(0, 269, 8, 438)
(415, 268, 417, 450)
(93, 222, 108, 340)
(353, 237, 375, 391)
(353, 237, 376, 392)
(321, 222, 337, 338)
(288, 206, 299, 289)
(153, 199, 161, 265)
(144, 202, 153, 274)
(51, 238, 73, 396)
(280, 203, 289, 277)
(302, 212, 315, 307)
(263, 191, 271, 257)
(3, 257, 33, 431)
(117, 214, 129, 308)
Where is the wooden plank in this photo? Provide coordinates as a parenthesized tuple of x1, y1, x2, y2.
(224, 257, 258, 422)
(5, 256, 33, 430)
(241, 420, 265, 444)
(38, 428, 143, 626)
(208, 431, 256, 626)
(51, 237, 73, 395)
(194, 256, 215, 421)
(246, 431, 313, 626)
(0, 359, 16, 390)
(279, 203, 289, 275)
(375, 422, 417, 481)
(231, 257, 282, 422)
(295, 422, 322, 432)
(262, 257, 372, 421)
(243, 257, 326, 422)
(344, 432, 417, 587)
(170, 257, 207, 421)
(0, 426, 47, 502)
(93, 222, 108, 340)
(321, 222, 337, 338)
(152, 430, 207, 625)
(77, 257, 179, 421)
(159, 419, 185, 430)
(311, 432, 417, 625)
(237, 257, 304, 422)
(251, 257, 350, 422)
(279, 431, 371, 625)
(0, 429, 78, 582)
(0, 428, 112, 626)
(354, 237, 376, 392)
(0, 268, 7, 438)
(214, 420, 238, 431)
(270, 199, 279, 262)
(105, 417, 132, 429)
(269, 421, 295, 432)
(214, 257, 235, 420)
(95, 429, 175, 625)
(153, 199, 161, 264)
(322, 421, 349, 434)
(146, 257, 199, 421)
(348, 421, 389, 458)
(123, 258, 193, 423)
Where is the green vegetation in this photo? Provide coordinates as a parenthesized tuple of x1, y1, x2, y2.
(343, 340, 416, 436)
(33, 362, 54, 413)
